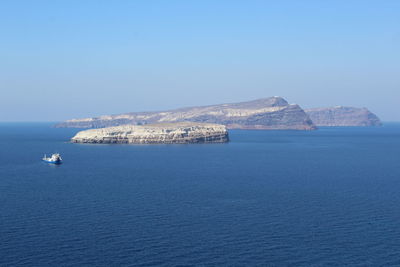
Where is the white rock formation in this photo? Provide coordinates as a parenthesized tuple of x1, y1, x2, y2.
(71, 122, 229, 144)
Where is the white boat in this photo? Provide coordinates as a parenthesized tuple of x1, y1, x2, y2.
(43, 153, 62, 164)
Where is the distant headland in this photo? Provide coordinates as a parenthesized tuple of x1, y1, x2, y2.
(57, 97, 315, 130)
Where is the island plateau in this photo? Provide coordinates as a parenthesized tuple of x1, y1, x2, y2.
(305, 106, 382, 126)
(57, 97, 316, 130)
(71, 122, 229, 144)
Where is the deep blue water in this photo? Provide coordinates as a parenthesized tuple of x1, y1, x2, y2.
(1, 123, 400, 266)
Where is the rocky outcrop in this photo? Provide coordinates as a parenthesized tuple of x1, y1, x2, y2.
(71, 122, 229, 144)
(56, 97, 316, 130)
(305, 106, 382, 126)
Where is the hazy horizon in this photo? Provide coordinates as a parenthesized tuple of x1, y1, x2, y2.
(1, 95, 398, 123)
(1, 1, 399, 122)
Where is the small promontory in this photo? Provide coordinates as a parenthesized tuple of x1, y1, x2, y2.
(71, 122, 229, 144)
(305, 106, 382, 126)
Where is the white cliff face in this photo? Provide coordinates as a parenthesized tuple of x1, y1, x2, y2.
(71, 122, 229, 144)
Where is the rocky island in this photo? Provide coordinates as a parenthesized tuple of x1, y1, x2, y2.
(305, 106, 382, 126)
(71, 122, 229, 144)
(57, 97, 316, 130)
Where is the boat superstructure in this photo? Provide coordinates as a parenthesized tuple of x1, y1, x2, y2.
(43, 153, 62, 164)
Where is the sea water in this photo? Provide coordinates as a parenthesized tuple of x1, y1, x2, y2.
(0, 123, 400, 266)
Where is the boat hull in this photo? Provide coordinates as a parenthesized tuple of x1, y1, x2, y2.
(43, 160, 62, 164)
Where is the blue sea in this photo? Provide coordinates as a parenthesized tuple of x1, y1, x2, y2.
(1, 123, 400, 266)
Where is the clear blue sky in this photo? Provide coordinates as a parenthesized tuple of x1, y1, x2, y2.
(1, 0, 399, 121)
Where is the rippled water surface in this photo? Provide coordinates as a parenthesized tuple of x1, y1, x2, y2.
(1, 123, 400, 266)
